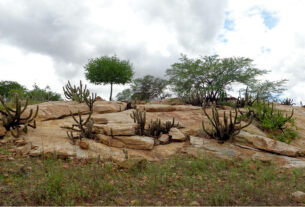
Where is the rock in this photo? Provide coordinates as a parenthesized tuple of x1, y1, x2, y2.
(155, 201, 163, 206)
(158, 134, 169, 144)
(15, 139, 28, 147)
(137, 104, 200, 112)
(93, 123, 138, 136)
(117, 158, 147, 169)
(190, 136, 204, 148)
(8, 157, 15, 161)
(96, 96, 104, 101)
(237, 131, 302, 157)
(190, 201, 200, 206)
(292, 191, 305, 202)
(94, 117, 108, 124)
(98, 135, 154, 150)
(24, 101, 126, 120)
(169, 128, 186, 141)
(16, 143, 32, 155)
(0, 125, 6, 137)
(79, 140, 89, 150)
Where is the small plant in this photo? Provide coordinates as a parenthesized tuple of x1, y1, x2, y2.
(201, 102, 253, 142)
(85, 92, 97, 111)
(130, 109, 146, 136)
(281, 98, 294, 106)
(64, 111, 95, 144)
(63, 80, 89, 103)
(0, 94, 39, 138)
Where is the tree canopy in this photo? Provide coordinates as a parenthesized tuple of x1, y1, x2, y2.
(166, 54, 267, 103)
(0, 81, 26, 100)
(84, 56, 134, 101)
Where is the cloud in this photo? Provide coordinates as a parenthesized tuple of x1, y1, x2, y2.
(0, 0, 228, 99)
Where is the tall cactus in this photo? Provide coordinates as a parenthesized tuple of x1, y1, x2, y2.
(0, 94, 39, 138)
(202, 102, 253, 142)
(130, 109, 146, 136)
(63, 80, 90, 103)
(85, 92, 97, 111)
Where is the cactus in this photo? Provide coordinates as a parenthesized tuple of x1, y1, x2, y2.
(85, 92, 97, 111)
(281, 98, 294, 106)
(0, 94, 39, 138)
(236, 87, 258, 108)
(65, 110, 96, 142)
(130, 109, 146, 136)
(63, 80, 90, 103)
(146, 117, 179, 138)
(201, 102, 253, 142)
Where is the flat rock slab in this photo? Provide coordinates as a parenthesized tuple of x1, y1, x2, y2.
(169, 128, 186, 141)
(237, 131, 303, 157)
(24, 101, 127, 120)
(136, 104, 201, 112)
(97, 134, 154, 150)
(93, 123, 138, 136)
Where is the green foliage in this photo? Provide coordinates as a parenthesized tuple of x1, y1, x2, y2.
(275, 128, 297, 144)
(0, 81, 26, 100)
(166, 54, 267, 103)
(202, 102, 253, 142)
(236, 87, 258, 108)
(116, 75, 170, 101)
(84, 55, 134, 101)
(116, 88, 132, 101)
(27, 84, 61, 102)
(247, 79, 288, 101)
(63, 80, 89, 103)
(146, 117, 179, 138)
(0, 94, 39, 138)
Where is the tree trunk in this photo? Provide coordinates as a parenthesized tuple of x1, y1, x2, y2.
(109, 83, 113, 101)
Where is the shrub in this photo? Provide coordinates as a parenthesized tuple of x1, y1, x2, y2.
(201, 102, 253, 142)
(281, 98, 294, 106)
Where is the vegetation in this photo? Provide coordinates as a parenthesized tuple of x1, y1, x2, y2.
(166, 54, 267, 104)
(84, 55, 134, 101)
(63, 80, 89, 103)
(116, 75, 170, 101)
(202, 102, 253, 142)
(0, 81, 27, 100)
(84, 93, 97, 111)
(281, 98, 294, 106)
(146, 118, 179, 138)
(64, 111, 95, 144)
(0, 94, 39, 138)
(236, 87, 258, 108)
(130, 109, 146, 136)
(1, 146, 305, 206)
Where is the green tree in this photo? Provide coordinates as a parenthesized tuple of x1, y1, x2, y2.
(116, 75, 170, 101)
(166, 54, 267, 103)
(116, 88, 132, 101)
(84, 56, 134, 101)
(0, 81, 27, 100)
(27, 84, 62, 102)
(131, 75, 170, 101)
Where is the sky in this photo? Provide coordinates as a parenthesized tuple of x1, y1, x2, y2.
(0, 0, 304, 102)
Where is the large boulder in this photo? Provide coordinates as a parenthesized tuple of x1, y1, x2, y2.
(93, 123, 138, 136)
(136, 104, 200, 112)
(97, 134, 154, 150)
(169, 128, 186, 141)
(237, 131, 303, 157)
(24, 101, 127, 120)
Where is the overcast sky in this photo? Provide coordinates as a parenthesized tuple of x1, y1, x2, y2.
(0, 0, 304, 102)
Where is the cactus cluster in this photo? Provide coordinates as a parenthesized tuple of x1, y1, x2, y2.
(147, 117, 179, 138)
(0, 95, 39, 138)
(66, 111, 96, 144)
(63, 80, 89, 103)
(236, 87, 258, 108)
(130, 109, 146, 136)
(202, 102, 253, 142)
(281, 98, 294, 106)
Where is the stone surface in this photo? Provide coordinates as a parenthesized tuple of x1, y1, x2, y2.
(93, 123, 138, 136)
(190, 136, 204, 148)
(291, 191, 305, 203)
(137, 104, 201, 112)
(79, 140, 89, 150)
(0, 125, 6, 137)
(24, 100, 127, 120)
(237, 131, 302, 157)
(117, 157, 147, 169)
(158, 134, 169, 144)
(169, 128, 186, 141)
